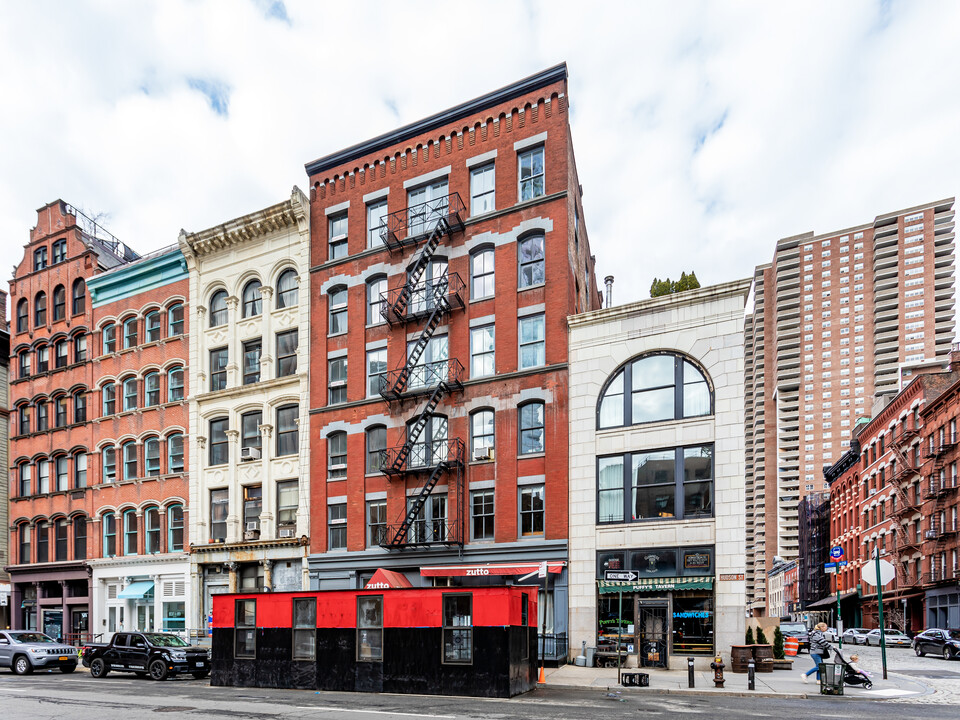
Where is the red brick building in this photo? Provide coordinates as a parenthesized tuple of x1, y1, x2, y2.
(6, 200, 191, 640)
(304, 64, 600, 651)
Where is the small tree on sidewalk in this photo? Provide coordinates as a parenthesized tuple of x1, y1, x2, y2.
(756, 627, 768, 645)
(773, 627, 785, 659)
(745, 626, 755, 645)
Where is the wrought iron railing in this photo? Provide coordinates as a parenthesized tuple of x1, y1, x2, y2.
(378, 192, 465, 250)
(378, 437, 465, 475)
(379, 273, 465, 325)
(378, 358, 465, 401)
(538, 632, 568, 662)
(381, 518, 462, 547)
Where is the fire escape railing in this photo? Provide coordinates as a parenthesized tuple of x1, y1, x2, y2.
(377, 193, 465, 252)
(380, 273, 465, 326)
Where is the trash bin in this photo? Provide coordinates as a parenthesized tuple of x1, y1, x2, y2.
(818, 663, 844, 696)
(585, 647, 596, 667)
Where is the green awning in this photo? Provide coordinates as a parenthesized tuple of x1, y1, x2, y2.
(598, 577, 713, 594)
(118, 581, 155, 599)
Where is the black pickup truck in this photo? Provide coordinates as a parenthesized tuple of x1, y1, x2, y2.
(81, 632, 209, 681)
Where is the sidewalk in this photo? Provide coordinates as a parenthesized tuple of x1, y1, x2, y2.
(540, 662, 932, 700)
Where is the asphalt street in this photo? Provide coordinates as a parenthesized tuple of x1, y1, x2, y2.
(0, 666, 958, 720)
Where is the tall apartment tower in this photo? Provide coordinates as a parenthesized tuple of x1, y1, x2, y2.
(745, 197, 956, 614)
(304, 63, 600, 651)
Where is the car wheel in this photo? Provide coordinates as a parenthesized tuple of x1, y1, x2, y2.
(90, 658, 108, 678)
(944, 647, 955, 661)
(916, 646, 925, 657)
(149, 659, 168, 681)
(60, 665, 76, 674)
(12, 655, 32, 675)
(192, 671, 209, 680)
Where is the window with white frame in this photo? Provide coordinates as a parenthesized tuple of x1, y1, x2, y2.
(329, 357, 348, 404)
(518, 235, 545, 288)
(328, 503, 347, 550)
(328, 432, 347, 479)
(367, 200, 388, 249)
(367, 276, 387, 325)
(518, 146, 544, 201)
(518, 314, 545, 369)
(471, 409, 495, 458)
(470, 324, 495, 377)
(367, 348, 387, 398)
(329, 212, 348, 259)
(329, 287, 347, 335)
(471, 247, 495, 299)
(470, 163, 495, 215)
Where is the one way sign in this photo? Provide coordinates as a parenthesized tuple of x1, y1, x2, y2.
(604, 570, 640, 582)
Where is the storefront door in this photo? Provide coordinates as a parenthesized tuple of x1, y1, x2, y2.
(42, 609, 63, 641)
(72, 610, 89, 642)
(635, 599, 668, 669)
(137, 604, 156, 632)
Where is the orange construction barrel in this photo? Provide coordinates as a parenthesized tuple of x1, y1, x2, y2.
(784, 636, 799, 657)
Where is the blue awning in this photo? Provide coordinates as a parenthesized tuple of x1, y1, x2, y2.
(118, 581, 155, 599)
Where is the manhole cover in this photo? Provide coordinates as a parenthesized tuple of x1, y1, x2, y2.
(154, 707, 197, 713)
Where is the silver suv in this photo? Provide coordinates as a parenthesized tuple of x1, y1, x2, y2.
(0, 631, 79, 675)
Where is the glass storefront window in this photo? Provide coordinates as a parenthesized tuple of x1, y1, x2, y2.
(597, 596, 634, 654)
(163, 602, 186, 632)
(672, 593, 714, 655)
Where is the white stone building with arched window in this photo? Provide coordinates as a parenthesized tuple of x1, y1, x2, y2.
(567, 279, 749, 669)
(178, 188, 311, 634)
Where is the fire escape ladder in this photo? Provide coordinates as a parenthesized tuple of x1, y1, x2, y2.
(390, 382, 447, 474)
(387, 459, 449, 548)
(386, 219, 448, 322)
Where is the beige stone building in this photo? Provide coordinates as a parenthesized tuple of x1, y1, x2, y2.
(178, 188, 311, 632)
(567, 279, 748, 669)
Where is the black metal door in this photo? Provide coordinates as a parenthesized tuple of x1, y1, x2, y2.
(636, 603, 668, 668)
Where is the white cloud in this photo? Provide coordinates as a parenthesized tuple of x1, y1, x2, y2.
(1, 0, 958, 308)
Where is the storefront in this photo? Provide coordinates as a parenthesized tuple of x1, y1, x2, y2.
(90, 555, 190, 638)
(596, 546, 715, 668)
(7, 563, 90, 642)
(927, 586, 960, 629)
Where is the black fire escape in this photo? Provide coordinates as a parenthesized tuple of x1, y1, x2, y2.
(374, 192, 467, 549)
(922, 431, 959, 584)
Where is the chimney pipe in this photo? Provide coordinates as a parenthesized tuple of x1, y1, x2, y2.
(604, 275, 614, 309)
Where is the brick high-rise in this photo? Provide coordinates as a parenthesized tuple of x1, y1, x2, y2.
(745, 198, 956, 614)
(303, 63, 600, 652)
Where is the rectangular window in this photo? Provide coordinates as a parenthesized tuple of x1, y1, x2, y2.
(55, 456, 68, 491)
(276, 329, 299, 377)
(367, 200, 388, 249)
(293, 598, 317, 661)
(102, 324, 116, 354)
(211, 488, 229, 542)
(55, 340, 68, 368)
(38, 460, 50, 494)
(329, 357, 348, 404)
(37, 346, 49, 373)
(276, 405, 299, 456)
(518, 314, 545, 369)
(168, 434, 184, 473)
(470, 325, 495, 377)
(277, 480, 299, 535)
(34, 247, 48, 271)
(243, 485, 262, 533)
(52, 239, 66, 263)
(519, 484, 544, 536)
(209, 418, 229, 465)
(357, 596, 383, 662)
(145, 373, 160, 407)
(123, 317, 138, 349)
(328, 433, 347, 479)
(470, 163, 495, 215)
(55, 396, 68, 427)
(243, 339, 261, 385)
(367, 348, 387, 398)
(329, 212, 348, 259)
(366, 427, 386, 474)
(74, 452, 87, 488)
(168, 304, 185, 336)
(146, 312, 161, 342)
(471, 248, 495, 299)
(328, 503, 347, 550)
(518, 146, 545, 201)
(75, 334, 87, 362)
(442, 594, 473, 664)
(519, 402, 545, 454)
(210, 347, 228, 391)
(241, 411, 262, 450)
(471, 490, 494, 541)
(235, 599, 256, 658)
(367, 500, 387, 547)
(102, 448, 116, 483)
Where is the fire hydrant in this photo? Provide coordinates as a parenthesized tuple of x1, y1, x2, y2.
(710, 653, 726, 688)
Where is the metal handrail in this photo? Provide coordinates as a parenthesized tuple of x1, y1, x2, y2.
(378, 358, 464, 400)
(378, 192, 465, 250)
(378, 437, 465, 474)
(379, 273, 465, 324)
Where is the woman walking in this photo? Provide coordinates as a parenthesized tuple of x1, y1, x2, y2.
(801, 622, 831, 683)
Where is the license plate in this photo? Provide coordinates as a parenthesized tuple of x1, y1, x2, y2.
(58, 657, 68, 661)
(196, 661, 204, 667)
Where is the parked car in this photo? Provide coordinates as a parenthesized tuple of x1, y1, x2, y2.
(779, 622, 809, 651)
(0, 631, 78, 675)
(841, 627, 871, 645)
(82, 632, 209, 681)
(865, 629, 912, 647)
(913, 628, 960, 660)
(824, 627, 839, 642)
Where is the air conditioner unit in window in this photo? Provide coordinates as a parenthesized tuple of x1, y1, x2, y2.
(243, 530, 260, 541)
(246, 522, 259, 531)
(240, 447, 261, 461)
(925, 530, 938, 539)
(278, 527, 295, 538)
(473, 447, 493, 462)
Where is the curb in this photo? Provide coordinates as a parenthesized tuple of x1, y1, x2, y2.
(540, 682, 808, 700)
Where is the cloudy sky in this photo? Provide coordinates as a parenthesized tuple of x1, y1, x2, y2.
(2, 0, 958, 307)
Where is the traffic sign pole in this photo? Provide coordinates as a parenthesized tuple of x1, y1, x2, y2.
(875, 551, 888, 680)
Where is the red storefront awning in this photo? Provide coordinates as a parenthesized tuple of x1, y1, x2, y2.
(420, 562, 565, 578)
(365, 568, 413, 589)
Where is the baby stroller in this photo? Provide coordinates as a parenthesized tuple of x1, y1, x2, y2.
(830, 646, 873, 689)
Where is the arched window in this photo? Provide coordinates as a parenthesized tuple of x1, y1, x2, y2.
(73, 516, 87, 559)
(168, 433, 185, 473)
(597, 353, 712, 429)
(365, 425, 386, 473)
(72, 278, 86, 315)
(16, 298, 28, 333)
(18, 522, 31, 564)
(366, 276, 387, 325)
(54, 395, 68, 427)
(242, 280, 262, 317)
(144, 371, 160, 407)
(209, 290, 228, 327)
(73, 390, 87, 423)
(102, 513, 117, 557)
(55, 338, 68, 368)
(167, 505, 184, 551)
(35, 292, 47, 327)
(470, 409, 495, 458)
(55, 518, 69, 561)
(36, 521, 49, 562)
(122, 376, 138, 411)
(18, 350, 30, 378)
(209, 417, 228, 465)
(52, 238, 66, 263)
(168, 302, 184, 336)
(276, 269, 298, 308)
(276, 404, 299, 456)
(36, 399, 49, 431)
(52, 285, 65, 321)
(102, 322, 116, 354)
(122, 441, 138, 480)
(471, 247, 495, 299)
(102, 382, 116, 416)
(167, 365, 185, 402)
(36, 344, 49, 373)
(34, 246, 47, 271)
(123, 509, 138, 555)
(144, 436, 160, 476)
(122, 316, 138, 349)
(328, 431, 347, 479)
(145, 310, 161, 342)
(18, 461, 32, 497)
(518, 234, 545, 288)
(74, 332, 87, 362)
(144, 506, 161, 554)
(17, 403, 30, 436)
(102, 446, 117, 483)
(74, 451, 87, 488)
(329, 287, 347, 334)
(55, 454, 69, 491)
(518, 402, 544, 455)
